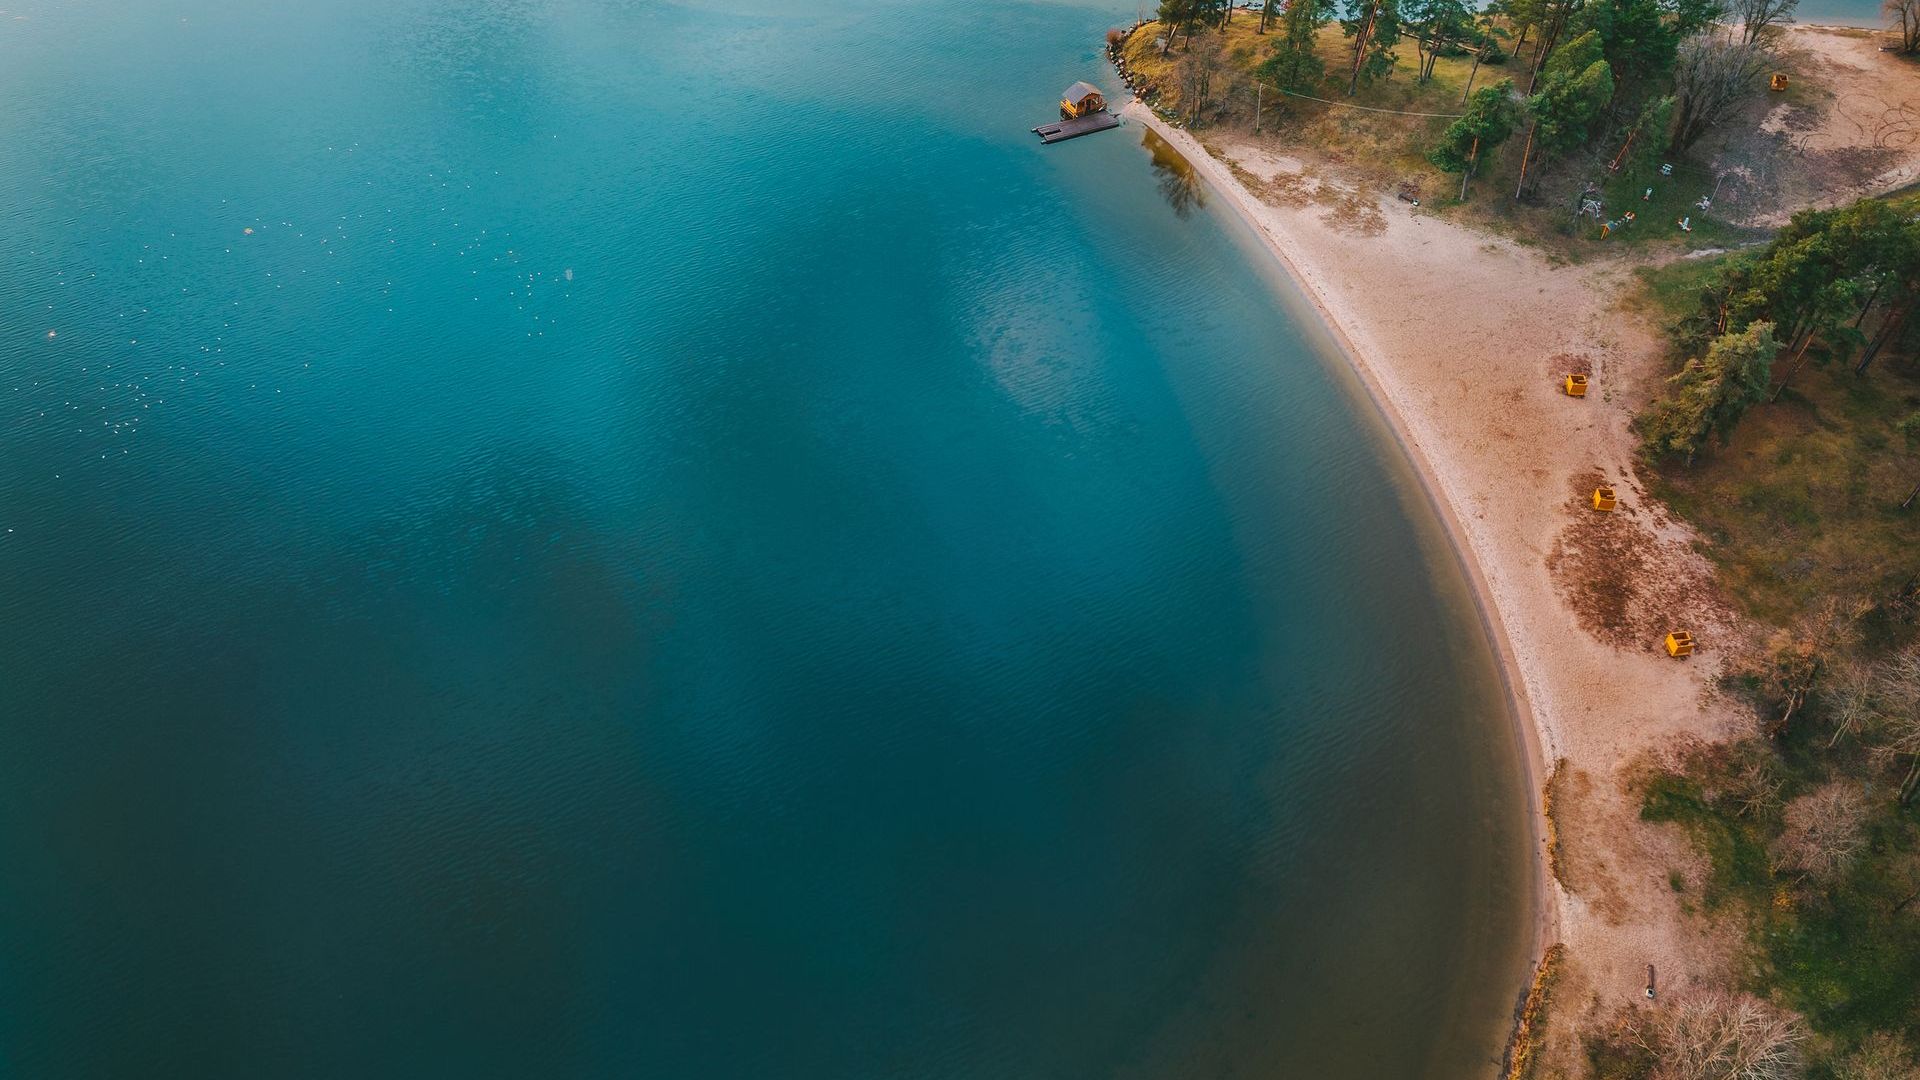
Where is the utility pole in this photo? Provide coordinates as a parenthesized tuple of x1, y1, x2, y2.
(1459, 136, 1478, 201)
(1254, 82, 1264, 131)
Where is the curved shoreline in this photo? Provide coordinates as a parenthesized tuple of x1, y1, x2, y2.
(1120, 98, 1561, 997)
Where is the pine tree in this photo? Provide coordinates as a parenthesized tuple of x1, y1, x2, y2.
(1262, 0, 1331, 92)
(1640, 321, 1781, 462)
(1428, 80, 1519, 174)
(1339, 0, 1401, 93)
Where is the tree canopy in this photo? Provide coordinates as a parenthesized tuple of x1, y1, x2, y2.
(1569, 0, 1684, 91)
(1157, 0, 1231, 48)
(1527, 56, 1614, 156)
(1429, 80, 1521, 171)
(1262, 0, 1332, 92)
(1690, 200, 1920, 365)
(1339, 0, 1403, 92)
(1640, 320, 1781, 461)
(1404, 0, 1475, 82)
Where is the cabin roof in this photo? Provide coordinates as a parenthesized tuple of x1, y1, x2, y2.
(1061, 81, 1103, 102)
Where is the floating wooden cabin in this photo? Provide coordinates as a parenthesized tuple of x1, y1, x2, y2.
(1034, 83, 1119, 144)
(1060, 81, 1107, 120)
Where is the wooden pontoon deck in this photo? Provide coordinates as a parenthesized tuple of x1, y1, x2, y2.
(1032, 112, 1120, 144)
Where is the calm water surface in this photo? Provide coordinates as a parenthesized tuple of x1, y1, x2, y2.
(1794, 0, 1883, 25)
(0, 1, 1533, 1076)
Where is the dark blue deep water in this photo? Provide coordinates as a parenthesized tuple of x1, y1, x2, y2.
(0, 1, 1533, 1076)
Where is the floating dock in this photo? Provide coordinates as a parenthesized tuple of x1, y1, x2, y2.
(1032, 111, 1120, 144)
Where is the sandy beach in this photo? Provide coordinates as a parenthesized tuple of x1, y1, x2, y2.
(1122, 99, 1754, 1065)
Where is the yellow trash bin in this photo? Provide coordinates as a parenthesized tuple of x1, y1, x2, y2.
(1664, 631, 1695, 657)
(1565, 373, 1589, 397)
(1592, 486, 1618, 511)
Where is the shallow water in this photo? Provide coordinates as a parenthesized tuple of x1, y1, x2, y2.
(0, 1, 1533, 1076)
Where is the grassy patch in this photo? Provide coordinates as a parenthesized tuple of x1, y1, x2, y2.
(1761, 855, 1920, 1042)
(1636, 226, 1920, 628)
(1638, 767, 1775, 909)
(1645, 354, 1920, 627)
(1636, 253, 1734, 326)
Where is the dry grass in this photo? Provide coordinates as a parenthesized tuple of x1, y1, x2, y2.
(1222, 157, 1388, 233)
(1120, 16, 1484, 186)
(1656, 364, 1920, 627)
(1543, 756, 1570, 889)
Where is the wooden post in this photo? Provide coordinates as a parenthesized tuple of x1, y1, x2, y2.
(1608, 127, 1637, 172)
(1514, 123, 1536, 200)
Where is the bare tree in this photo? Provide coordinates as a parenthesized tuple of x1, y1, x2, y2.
(1826, 661, 1879, 749)
(1731, 0, 1798, 42)
(1833, 1031, 1920, 1079)
(1874, 648, 1920, 804)
(1638, 992, 1806, 1080)
(1771, 782, 1870, 882)
(1723, 740, 1786, 819)
(1763, 598, 1863, 737)
(1672, 34, 1772, 152)
(1174, 31, 1231, 122)
(1888, 0, 1920, 53)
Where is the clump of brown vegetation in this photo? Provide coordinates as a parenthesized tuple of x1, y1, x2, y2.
(1547, 470, 1724, 652)
(1543, 757, 1570, 889)
(1505, 943, 1567, 1080)
(1630, 642, 1920, 1070)
(1546, 351, 1595, 379)
(1223, 158, 1388, 233)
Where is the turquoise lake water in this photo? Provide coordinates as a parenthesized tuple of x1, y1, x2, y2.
(0, 1, 1534, 1076)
